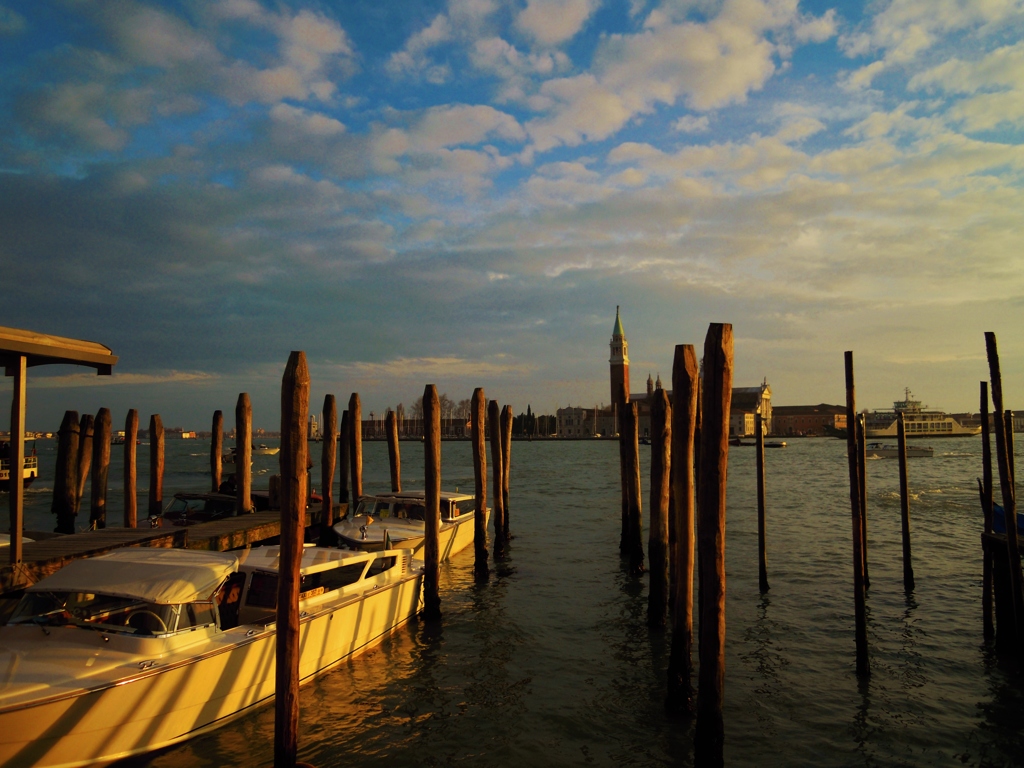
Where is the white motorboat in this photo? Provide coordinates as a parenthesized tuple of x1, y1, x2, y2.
(252, 444, 280, 456)
(864, 442, 934, 459)
(334, 490, 486, 560)
(0, 441, 38, 491)
(0, 545, 422, 767)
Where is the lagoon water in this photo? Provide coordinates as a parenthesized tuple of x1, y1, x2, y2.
(13, 435, 1024, 767)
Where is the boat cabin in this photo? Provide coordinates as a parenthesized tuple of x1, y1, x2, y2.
(350, 491, 476, 523)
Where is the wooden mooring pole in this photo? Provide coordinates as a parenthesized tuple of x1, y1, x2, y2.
(755, 412, 769, 594)
(211, 410, 223, 493)
(124, 409, 138, 528)
(52, 410, 79, 534)
(666, 344, 698, 714)
(979, 382, 995, 643)
(625, 400, 644, 576)
(423, 384, 442, 621)
(472, 388, 489, 580)
(349, 393, 363, 501)
(897, 413, 915, 593)
(275, 351, 309, 768)
(844, 352, 869, 679)
(489, 399, 506, 555)
(148, 415, 164, 520)
(857, 414, 869, 590)
(986, 332, 1024, 659)
(89, 407, 111, 529)
(338, 410, 350, 506)
(387, 409, 401, 492)
(648, 388, 670, 628)
(75, 413, 94, 516)
(236, 394, 253, 514)
(8, 354, 26, 564)
(501, 404, 513, 541)
(695, 323, 732, 765)
(319, 395, 338, 546)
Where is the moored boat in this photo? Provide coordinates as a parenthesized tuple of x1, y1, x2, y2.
(865, 389, 980, 438)
(333, 490, 486, 560)
(0, 441, 38, 491)
(0, 545, 422, 767)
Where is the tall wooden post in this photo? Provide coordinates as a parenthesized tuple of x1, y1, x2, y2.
(149, 415, 164, 520)
(124, 410, 138, 528)
(349, 393, 363, 501)
(386, 410, 401, 492)
(489, 399, 506, 554)
(75, 414, 94, 515)
(648, 388, 671, 628)
(897, 413, 915, 592)
(844, 352, 869, 678)
(338, 410, 350, 505)
(666, 344, 698, 714)
(857, 415, 869, 589)
(275, 351, 309, 768)
(52, 410, 80, 534)
(625, 401, 644, 576)
(695, 323, 732, 764)
(89, 408, 111, 529)
(501, 404, 513, 541)
(7, 355, 26, 564)
(980, 382, 994, 642)
(236, 394, 253, 514)
(423, 384, 442, 621)
(985, 332, 1024, 656)
(755, 413, 769, 594)
(471, 388, 489, 580)
(211, 410, 223, 492)
(321, 394, 338, 531)
(618, 389, 629, 555)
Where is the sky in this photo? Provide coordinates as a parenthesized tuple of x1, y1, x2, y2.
(2, 0, 1024, 431)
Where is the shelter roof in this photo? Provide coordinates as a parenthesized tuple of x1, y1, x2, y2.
(0, 326, 117, 374)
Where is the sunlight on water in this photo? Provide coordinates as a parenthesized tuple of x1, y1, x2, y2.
(12, 436, 1024, 766)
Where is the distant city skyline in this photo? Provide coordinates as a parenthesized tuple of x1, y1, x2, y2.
(2, 1, 1022, 430)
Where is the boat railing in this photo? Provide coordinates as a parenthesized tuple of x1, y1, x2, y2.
(0, 456, 37, 473)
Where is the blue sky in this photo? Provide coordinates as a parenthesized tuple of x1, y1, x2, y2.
(2, 0, 1024, 430)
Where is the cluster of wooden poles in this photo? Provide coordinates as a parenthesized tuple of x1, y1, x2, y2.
(275, 352, 514, 768)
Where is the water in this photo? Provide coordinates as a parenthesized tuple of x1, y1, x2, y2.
(10, 437, 1024, 767)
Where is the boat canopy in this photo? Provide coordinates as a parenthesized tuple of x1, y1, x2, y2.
(27, 549, 238, 604)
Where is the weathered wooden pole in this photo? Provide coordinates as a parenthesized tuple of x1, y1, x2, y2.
(666, 344, 698, 714)
(211, 410, 223, 492)
(980, 382, 995, 642)
(648, 388, 671, 628)
(844, 352, 869, 678)
(897, 413, 915, 593)
(75, 413, 94, 515)
(618, 390, 630, 555)
(275, 351, 309, 768)
(857, 414, 869, 590)
(124, 409, 138, 528)
(695, 323, 732, 764)
(338, 410, 351, 505)
(236, 394, 253, 514)
(349, 393, 363, 501)
(89, 408, 111, 529)
(321, 395, 338, 534)
(489, 399, 506, 554)
(986, 332, 1024, 656)
(501, 403, 513, 541)
(148, 415, 164, 520)
(52, 411, 80, 534)
(386, 409, 401, 492)
(755, 412, 769, 594)
(625, 400, 644, 576)
(423, 384, 442, 621)
(471, 388, 489, 580)
(7, 354, 26, 564)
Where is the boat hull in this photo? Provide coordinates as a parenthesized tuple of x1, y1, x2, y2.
(335, 509, 485, 561)
(0, 569, 422, 768)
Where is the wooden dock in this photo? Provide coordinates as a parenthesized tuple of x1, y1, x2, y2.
(1, 505, 341, 596)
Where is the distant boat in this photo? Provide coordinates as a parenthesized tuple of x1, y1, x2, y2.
(0, 441, 38, 491)
(865, 442, 933, 459)
(252, 444, 279, 456)
(865, 389, 980, 438)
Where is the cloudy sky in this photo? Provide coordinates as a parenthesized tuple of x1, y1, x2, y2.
(2, 0, 1023, 430)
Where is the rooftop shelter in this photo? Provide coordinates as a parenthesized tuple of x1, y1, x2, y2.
(2, 326, 118, 565)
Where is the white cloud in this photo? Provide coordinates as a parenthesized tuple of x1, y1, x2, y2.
(516, 0, 598, 46)
(673, 115, 710, 133)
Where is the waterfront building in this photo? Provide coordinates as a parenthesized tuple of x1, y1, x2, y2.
(772, 404, 846, 437)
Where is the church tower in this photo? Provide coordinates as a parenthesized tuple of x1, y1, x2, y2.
(609, 306, 630, 406)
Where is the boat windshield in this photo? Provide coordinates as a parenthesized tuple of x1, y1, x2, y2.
(7, 590, 216, 635)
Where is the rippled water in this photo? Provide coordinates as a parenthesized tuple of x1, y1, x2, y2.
(12, 436, 1024, 767)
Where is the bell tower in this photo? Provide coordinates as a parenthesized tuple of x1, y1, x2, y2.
(609, 306, 630, 406)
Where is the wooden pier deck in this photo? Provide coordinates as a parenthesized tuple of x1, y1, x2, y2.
(1, 505, 342, 596)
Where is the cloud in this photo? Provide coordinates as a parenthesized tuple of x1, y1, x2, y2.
(32, 371, 217, 389)
(0, 4, 28, 35)
(386, 0, 498, 82)
(515, 0, 598, 46)
(673, 115, 710, 133)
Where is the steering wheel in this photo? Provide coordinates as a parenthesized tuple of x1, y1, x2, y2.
(127, 610, 168, 634)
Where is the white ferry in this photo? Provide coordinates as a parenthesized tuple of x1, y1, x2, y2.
(864, 389, 981, 439)
(0, 440, 38, 491)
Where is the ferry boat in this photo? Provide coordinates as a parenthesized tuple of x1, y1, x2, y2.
(864, 389, 981, 439)
(0, 441, 38, 491)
